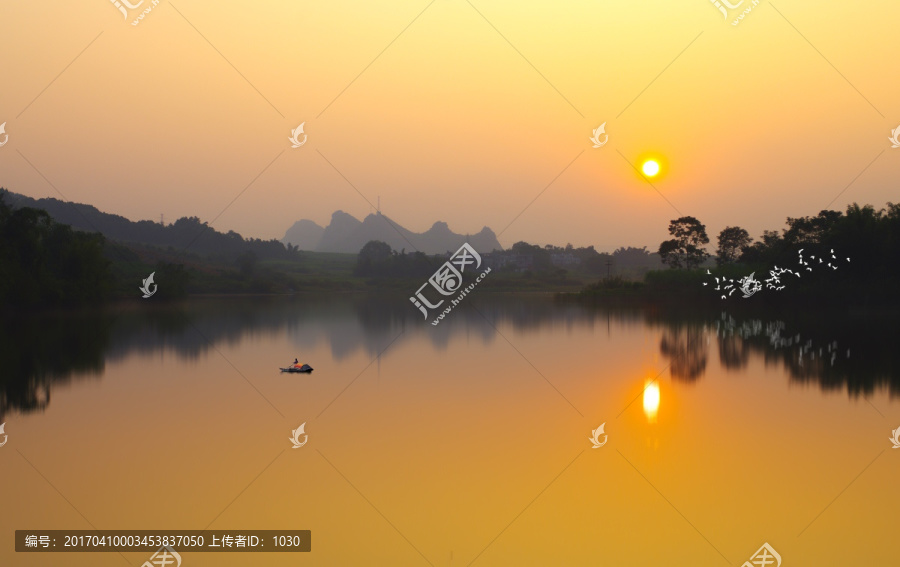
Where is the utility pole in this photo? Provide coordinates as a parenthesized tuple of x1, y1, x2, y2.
(161, 213, 164, 226)
(606, 258, 613, 279)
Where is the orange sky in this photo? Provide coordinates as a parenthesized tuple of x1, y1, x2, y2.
(1, 0, 898, 251)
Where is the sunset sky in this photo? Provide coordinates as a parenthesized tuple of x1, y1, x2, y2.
(1, 0, 898, 251)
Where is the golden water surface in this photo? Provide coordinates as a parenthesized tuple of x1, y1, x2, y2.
(1, 296, 897, 566)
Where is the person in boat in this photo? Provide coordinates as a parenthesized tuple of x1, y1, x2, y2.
(293, 358, 299, 366)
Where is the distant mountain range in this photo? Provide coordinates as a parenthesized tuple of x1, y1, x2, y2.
(3, 190, 290, 260)
(2, 190, 504, 258)
(283, 211, 504, 254)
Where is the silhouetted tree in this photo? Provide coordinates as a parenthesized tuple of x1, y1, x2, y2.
(612, 246, 652, 263)
(510, 241, 552, 271)
(716, 226, 752, 266)
(354, 240, 394, 276)
(4, 191, 298, 264)
(237, 250, 258, 277)
(154, 262, 190, 299)
(0, 189, 112, 306)
(783, 210, 842, 244)
(658, 216, 710, 269)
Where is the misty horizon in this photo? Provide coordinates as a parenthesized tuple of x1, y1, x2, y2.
(5, 186, 895, 255)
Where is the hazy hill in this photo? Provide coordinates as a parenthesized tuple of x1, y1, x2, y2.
(283, 211, 503, 254)
(282, 219, 325, 251)
(5, 191, 292, 260)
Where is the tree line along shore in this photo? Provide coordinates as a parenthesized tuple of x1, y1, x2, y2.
(2, 189, 897, 308)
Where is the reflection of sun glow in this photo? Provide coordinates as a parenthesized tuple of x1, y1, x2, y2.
(643, 381, 660, 422)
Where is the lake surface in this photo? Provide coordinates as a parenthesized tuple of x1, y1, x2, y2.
(2, 294, 898, 566)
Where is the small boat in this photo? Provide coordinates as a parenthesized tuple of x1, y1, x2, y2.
(281, 364, 313, 373)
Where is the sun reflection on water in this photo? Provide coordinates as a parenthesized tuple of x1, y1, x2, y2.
(643, 380, 660, 423)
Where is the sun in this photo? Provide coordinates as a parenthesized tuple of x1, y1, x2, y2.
(641, 159, 660, 177)
(643, 380, 660, 423)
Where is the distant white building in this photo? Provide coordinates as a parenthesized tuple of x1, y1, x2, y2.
(484, 253, 534, 271)
(550, 252, 581, 267)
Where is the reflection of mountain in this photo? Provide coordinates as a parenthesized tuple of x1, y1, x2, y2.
(3, 297, 897, 419)
(282, 211, 503, 254)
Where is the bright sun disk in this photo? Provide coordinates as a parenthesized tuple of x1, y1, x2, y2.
(642, 160, 660, 177)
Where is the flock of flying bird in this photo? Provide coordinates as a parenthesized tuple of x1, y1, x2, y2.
(704, 249, 850, 299)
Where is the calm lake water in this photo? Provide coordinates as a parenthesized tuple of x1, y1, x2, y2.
(2, 294, 898, 566)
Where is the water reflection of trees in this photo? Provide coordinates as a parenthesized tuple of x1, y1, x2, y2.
(0, 310, 111, 421)
(2, 296, 897, 418)
(629, 301, 899, 396)
(659, 325, 708, 381)
(708, 312, 894, 397)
